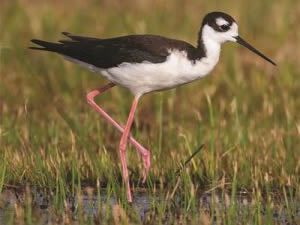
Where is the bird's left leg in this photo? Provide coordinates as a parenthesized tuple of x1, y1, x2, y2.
(86, 84, 150, 182)
(119, 95, 140, 202)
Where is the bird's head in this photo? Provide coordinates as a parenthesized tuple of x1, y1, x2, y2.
(200, 11, 276, 65)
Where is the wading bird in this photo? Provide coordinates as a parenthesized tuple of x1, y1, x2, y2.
(30, 11, 276, 202)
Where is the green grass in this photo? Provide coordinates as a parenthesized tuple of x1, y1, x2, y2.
(0, 0, 300, 224)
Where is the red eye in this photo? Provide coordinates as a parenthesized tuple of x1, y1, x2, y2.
(220, 24, 230, 31)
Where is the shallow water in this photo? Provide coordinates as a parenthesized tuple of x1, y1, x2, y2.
(0, 187, 299, 224)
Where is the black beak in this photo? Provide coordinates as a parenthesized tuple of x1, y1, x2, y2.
(235, 36, 276, 66)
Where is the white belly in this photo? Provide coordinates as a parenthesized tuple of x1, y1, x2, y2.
(64, 49, 220, 96)
(102, 50, 219, 96)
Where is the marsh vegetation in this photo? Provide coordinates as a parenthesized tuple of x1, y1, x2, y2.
(0, 0, 299, 224)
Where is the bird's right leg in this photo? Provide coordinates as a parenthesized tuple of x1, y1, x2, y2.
(86, 82, 151, 182)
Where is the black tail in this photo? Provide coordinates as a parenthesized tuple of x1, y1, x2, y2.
(29, 32, 103, 53)
(61, 32, 101, 42)
(29, 33, 110, 67)
(29, 39, 63, 52)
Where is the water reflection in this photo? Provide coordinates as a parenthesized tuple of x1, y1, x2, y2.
(0, 187, 299, 224)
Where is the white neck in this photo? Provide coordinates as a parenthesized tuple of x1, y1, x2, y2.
(201, 25, 221, 65)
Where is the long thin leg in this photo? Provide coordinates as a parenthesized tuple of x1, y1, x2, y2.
(119, 96, 140, 202)
(86, 83, 151, 181)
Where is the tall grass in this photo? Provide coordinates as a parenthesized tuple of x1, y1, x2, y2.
(0, 0, 299, 224)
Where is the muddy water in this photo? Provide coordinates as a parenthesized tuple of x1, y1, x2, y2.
(0, 187, 299, 224)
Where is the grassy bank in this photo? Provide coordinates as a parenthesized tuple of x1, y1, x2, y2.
(0, 0, 299, 224)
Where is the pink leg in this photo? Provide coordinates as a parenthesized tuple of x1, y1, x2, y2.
(86, 83, 150, 182)
(119, 96, 140, 202)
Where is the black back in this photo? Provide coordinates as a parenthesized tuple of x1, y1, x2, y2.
(30, 32, 203, 69)
(30, 12, 237, 68)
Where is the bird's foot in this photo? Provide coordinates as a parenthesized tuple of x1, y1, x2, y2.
(141, 152, 151, 183)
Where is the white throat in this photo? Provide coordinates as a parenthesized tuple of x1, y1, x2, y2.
(201, 25, 222, 64)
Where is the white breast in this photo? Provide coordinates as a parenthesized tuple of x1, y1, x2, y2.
(64, 39, 221, 96)
(101, 48, 220, 96)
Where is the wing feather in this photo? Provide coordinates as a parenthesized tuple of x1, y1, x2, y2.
(30, 32, 197, 68)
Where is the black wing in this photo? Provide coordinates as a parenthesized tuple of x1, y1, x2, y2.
(29, 32, 197, 68)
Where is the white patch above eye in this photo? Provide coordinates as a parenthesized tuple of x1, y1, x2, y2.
(216, 18, 229, 26)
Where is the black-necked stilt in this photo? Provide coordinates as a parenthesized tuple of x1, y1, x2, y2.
(30, 11, 276, 202)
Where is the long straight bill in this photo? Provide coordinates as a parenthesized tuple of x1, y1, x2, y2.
(235, 36, 276, 66)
